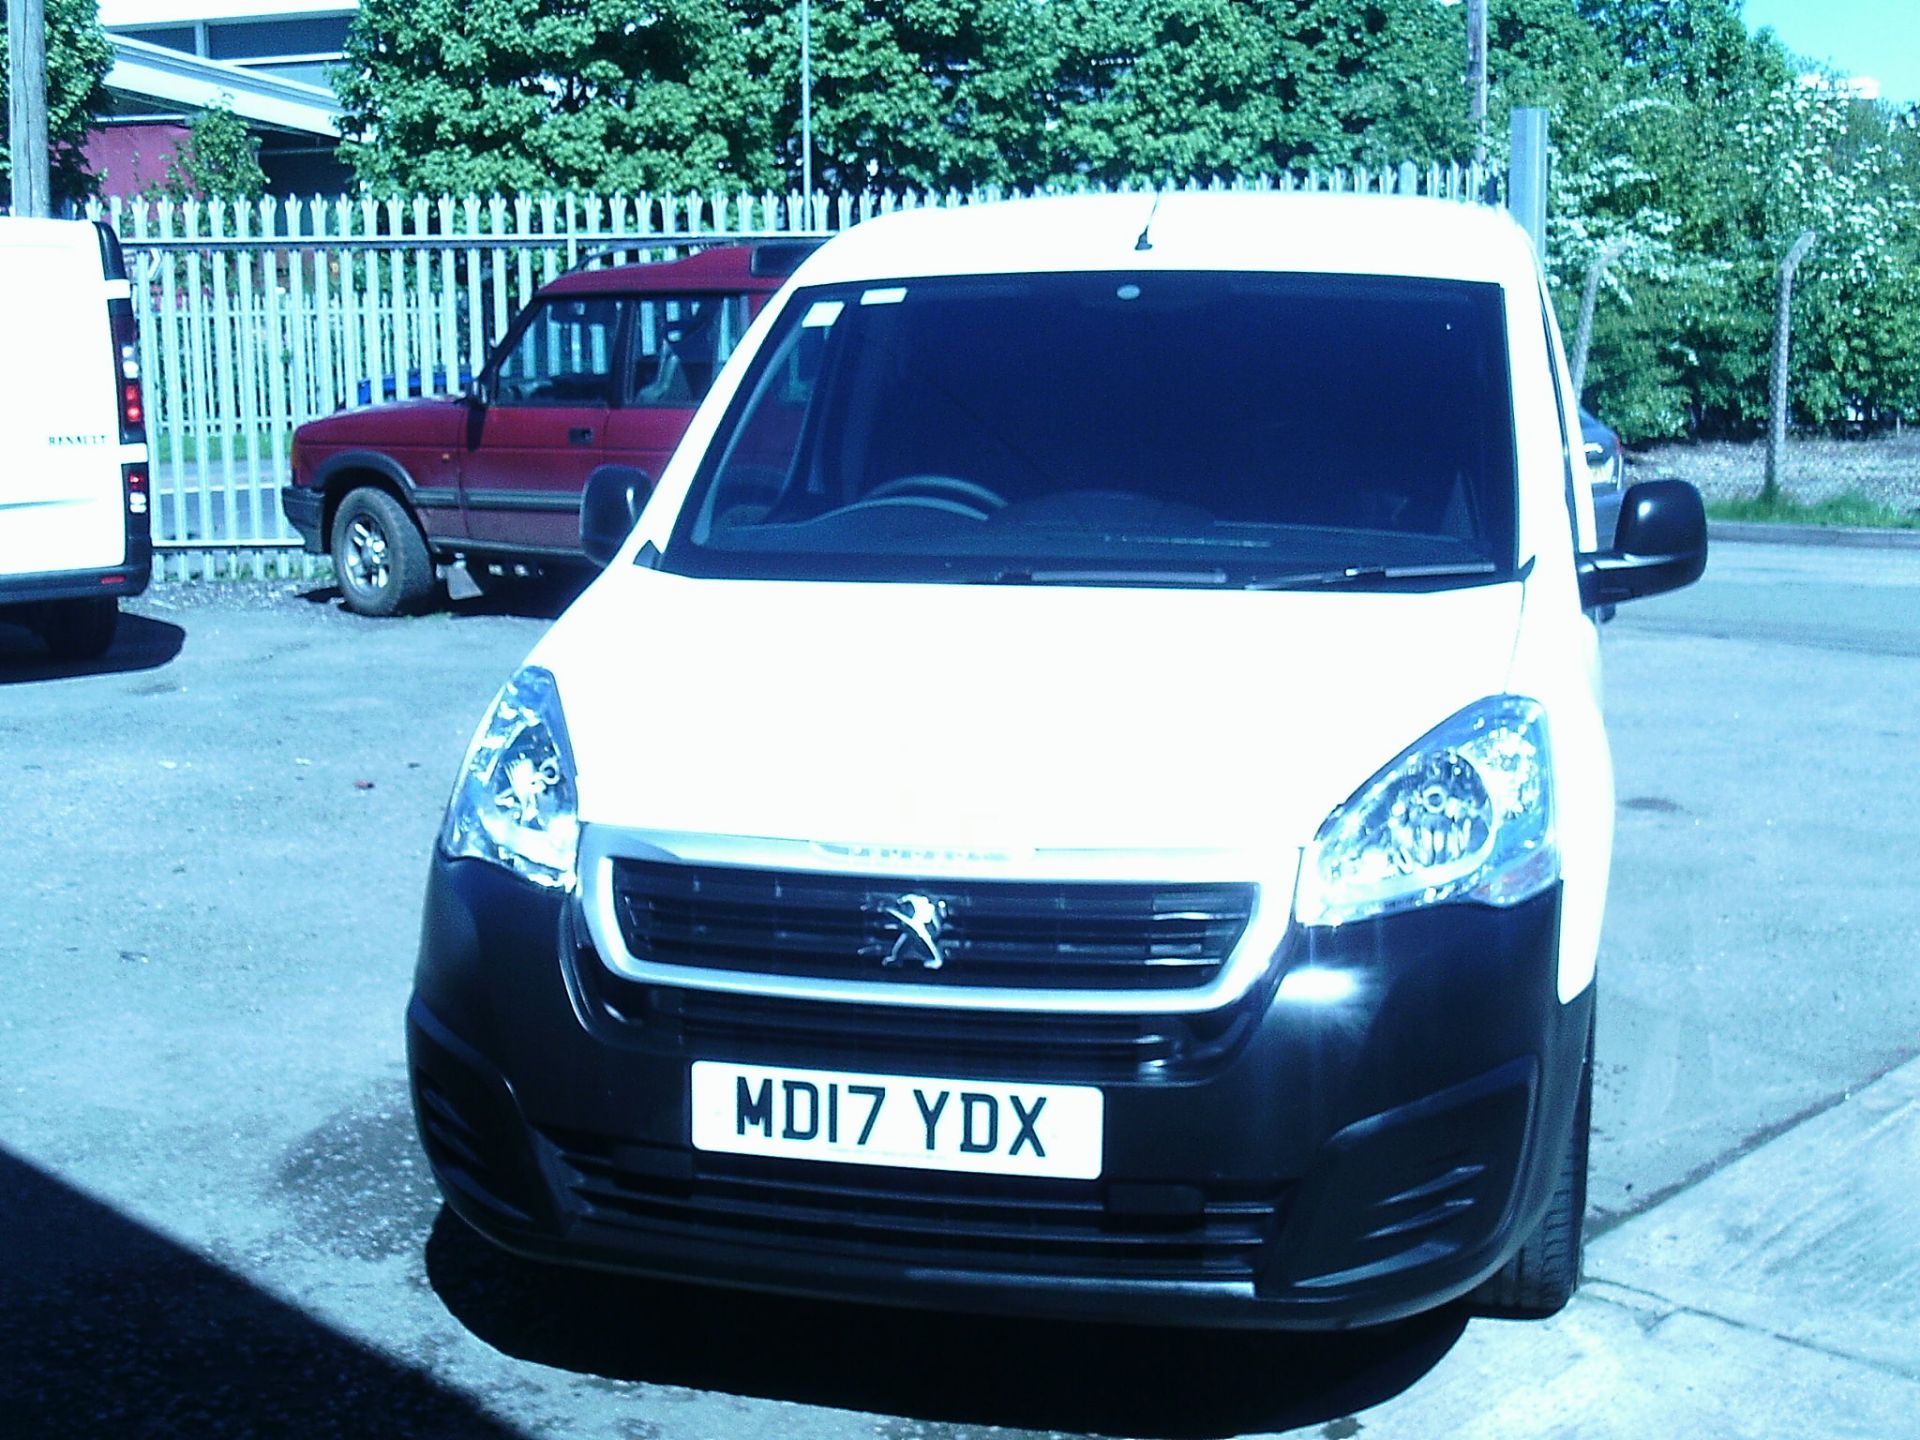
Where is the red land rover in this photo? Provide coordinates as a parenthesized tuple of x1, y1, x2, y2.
(282, 240, 815, 615)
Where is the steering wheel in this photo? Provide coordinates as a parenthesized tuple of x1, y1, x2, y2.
(832, 494, 998, 521)
(859, 474, 1009, 516)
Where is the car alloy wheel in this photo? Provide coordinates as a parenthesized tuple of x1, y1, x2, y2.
(343, 514, 392, 593)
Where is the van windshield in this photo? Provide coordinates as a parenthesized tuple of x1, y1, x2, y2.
(662, 270, 1517, 588)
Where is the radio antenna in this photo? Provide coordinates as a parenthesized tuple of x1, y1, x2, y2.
(1134, 191, 1163, 252)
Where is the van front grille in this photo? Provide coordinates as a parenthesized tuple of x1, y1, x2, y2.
(584, 978, 1265, 1084)
(608, 859, 1255, 993)
(544, 1130, 1282, 1282)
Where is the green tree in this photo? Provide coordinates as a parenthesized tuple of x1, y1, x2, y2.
(0, 0, 114, 204)
(324, 0, 1918, 437)
(1023, 0, 1611, 187)
(740, 0, 1055, 192)
(1576, 0, 1756, 100)
(1566, 8, 1920, 438)
(334, 0, 1583, 196)
(1033, 1, 1289, 185)
(336, 0, 784, 195)
(1765, 91, 1920, 427)
(151, 104, 269, 201)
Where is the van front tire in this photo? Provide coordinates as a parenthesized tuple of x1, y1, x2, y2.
(331, 487, 436, 617)
(1471, 1016, 1592, 1319)
(39, 597, 119, 660)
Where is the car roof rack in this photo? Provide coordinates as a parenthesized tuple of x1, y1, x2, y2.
(563, 234, 830, 279)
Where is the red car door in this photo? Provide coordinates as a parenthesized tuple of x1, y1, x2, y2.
(460, 295, 625, 552)
(602, 293, 754, 490)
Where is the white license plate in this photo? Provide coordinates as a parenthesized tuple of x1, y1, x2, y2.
(690, 1061, 1103, 1180)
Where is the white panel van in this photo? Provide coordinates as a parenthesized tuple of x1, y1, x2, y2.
(410, 195, 1708, 1328)
(0, 218, 151, 659)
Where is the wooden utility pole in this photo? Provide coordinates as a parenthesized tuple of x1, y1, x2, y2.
(6, 0, 53, 216)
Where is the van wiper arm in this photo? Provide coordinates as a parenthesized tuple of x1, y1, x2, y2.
(979, 567, 1232, 587)
(1243, 561, 1500, 591)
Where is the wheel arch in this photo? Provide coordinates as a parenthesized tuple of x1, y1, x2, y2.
(313, 452, 425, 551)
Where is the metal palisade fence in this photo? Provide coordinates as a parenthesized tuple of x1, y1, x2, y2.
(88, 162, 1494, 581)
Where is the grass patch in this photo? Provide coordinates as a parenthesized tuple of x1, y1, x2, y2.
(152, 428, 286, 467)
(1707, 491, 1920, 529)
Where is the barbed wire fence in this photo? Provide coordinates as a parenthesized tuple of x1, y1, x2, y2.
(1595, 235, 1920, 525)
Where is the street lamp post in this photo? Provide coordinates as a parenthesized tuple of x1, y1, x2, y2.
(800, 0, 814, 217)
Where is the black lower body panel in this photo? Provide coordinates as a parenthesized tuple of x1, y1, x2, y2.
(409, 854, 1591, 1329)
(0, 549, 151, 609)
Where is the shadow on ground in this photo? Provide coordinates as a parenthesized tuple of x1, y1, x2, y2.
(426, 1208, 1466, 1439)
(0, 1151, 525, 1440)
(0, 613, 185, 685)
(298, 570, 591, 623)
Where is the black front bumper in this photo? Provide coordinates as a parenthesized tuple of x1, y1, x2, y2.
(409, 854, 1590, 1330)
(282, 485, 326, 553)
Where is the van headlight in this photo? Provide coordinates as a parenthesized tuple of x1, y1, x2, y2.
(1293, 696, 1556, 927)
(439, 666, 580, 890)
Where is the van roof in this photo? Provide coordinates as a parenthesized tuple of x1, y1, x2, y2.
(0, 215, 104, 250)
(787, 193, 1540, 291)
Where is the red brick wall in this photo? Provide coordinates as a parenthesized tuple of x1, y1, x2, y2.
(84, 124, 191, 200)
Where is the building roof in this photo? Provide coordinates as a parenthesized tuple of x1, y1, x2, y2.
(104, 33, 343, 136)
(99, 1, 355, 25)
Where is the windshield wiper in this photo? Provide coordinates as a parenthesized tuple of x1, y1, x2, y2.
(1243, 561, 1501, 591)
(970, 560, 1507, 590)
(978, 567, 1232, 587)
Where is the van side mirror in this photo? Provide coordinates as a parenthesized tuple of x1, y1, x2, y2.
(580, 465, 652, 567)
(1578, 479, 1707, 608)
(464, 374, 491, 409)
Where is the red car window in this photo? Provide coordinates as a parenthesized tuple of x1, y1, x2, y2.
(629, 294, 754, 408)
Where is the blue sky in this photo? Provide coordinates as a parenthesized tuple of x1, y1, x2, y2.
(1743, 0, 1920, 103)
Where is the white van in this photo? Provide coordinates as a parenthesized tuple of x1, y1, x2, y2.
(0, 218, 151, 659)
(409, 195, 1706, 1329)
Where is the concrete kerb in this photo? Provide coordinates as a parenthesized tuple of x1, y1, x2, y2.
(1585, 1050, 1920, 1383)
(1707, 520, 1920, 549)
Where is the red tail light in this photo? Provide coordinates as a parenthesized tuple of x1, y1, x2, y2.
(112, 306, 146, 442)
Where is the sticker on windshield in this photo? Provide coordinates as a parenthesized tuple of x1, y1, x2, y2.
(860, 287, 908, 306)
(801, 300, 845, 328)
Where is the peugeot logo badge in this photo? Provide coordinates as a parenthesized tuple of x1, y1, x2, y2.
(865, 893, 950, 971)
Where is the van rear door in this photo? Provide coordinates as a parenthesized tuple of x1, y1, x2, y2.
(0, 220, 127, 579)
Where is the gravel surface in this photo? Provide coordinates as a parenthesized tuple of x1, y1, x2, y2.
(1631, 431, 1920, 509)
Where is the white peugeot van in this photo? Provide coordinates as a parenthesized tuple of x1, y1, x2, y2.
(409, 195, 1705, 1328)
(0, 218, 151, 659)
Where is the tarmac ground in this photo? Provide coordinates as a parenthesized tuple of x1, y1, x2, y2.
(1, 538, 1916, 1438)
